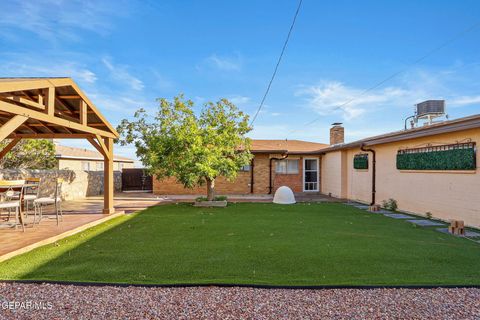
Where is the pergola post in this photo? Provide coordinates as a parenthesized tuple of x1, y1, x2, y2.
(103, 137, 115, 214)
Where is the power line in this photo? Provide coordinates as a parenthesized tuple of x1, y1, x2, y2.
(287, 20, 480, 137)
(249, 0, 303, 126)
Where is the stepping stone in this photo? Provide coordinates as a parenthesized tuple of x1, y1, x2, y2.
(372, 209, 392, 214)
(466, 230, 480, 237)
(383, 213, 412, 219)
(436, 228, 450, 235)
(436, 228, 480, 238)
(353, 205, 370, 210)
(407, 219, 445, 227)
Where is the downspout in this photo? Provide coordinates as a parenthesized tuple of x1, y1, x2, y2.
(250, 158, 255, 194)
(269, 153, 289, 194)
(360, 144, 376, 205)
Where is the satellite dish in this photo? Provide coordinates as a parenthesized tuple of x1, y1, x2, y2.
(273, 186, 296, 204)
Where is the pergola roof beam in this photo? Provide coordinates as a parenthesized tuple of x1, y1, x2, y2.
(0, 100, 116, 138)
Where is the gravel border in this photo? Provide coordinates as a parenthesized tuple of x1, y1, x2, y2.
(0, 283, 478, 319)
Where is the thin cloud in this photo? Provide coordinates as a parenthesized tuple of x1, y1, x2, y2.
(296, 81, 409, 120)
(205, 54, 242, 71)
(102, 57, 144, 91)
(450, 95, 480, 106)
(228, 95, 250, 105)
(0, 0, 129, 42)
(0, 59, 97, 84)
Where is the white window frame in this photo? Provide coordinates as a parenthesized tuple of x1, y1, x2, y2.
(275, 159, 299, 174)
(303, 157, 319, 192)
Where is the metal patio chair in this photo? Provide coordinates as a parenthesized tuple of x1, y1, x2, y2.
(33, 178, 63, 226)
(0, 180, 26, 232)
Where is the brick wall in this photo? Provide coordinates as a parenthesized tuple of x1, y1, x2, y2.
(153, 153, 320, 195)
(153, 173, 251, 195)
(272, 157, 303, 193)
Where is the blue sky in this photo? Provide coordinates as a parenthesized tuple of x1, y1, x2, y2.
(1, 0, 480, 162)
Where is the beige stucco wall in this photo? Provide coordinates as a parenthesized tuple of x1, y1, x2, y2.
(321, 151, 347, 198)
(324, 128, 480, 227)
(346, 149, 374, 203)
(58, 159, 134, 171)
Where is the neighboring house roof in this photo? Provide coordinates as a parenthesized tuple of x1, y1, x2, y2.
(55, 145, 134, 162)
(318, 113, 480, 153)
(251, 139, 329, 154)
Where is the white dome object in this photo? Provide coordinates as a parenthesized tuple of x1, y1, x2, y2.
(273, 186, 296, 204)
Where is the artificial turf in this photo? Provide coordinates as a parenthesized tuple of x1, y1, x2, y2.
(0, 202, 479, 286)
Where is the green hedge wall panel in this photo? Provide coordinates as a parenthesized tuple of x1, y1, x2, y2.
(396, 148, 476, 170)
(354, 154, 369, 169)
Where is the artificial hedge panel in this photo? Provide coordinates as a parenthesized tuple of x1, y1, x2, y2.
(396, 147, 476, 170)
(353, 154, 369, 169)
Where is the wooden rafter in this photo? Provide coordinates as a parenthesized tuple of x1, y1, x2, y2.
(80, 100, 87, 125)
(95, 134, 111, 160)
(0, 78, 118, 215)
(0, 78, 118, 137)
(87, 137, 107, 158)
(0, 95, 45, 110)
(8, 133, 94, 139)
(57, 95, 80, 99)
(0, 100, 116, 138)
(22, 123, 41, 134)
(55, 96, 77, 116)
(34, 120, 55, 134)
(45, 87, 55, 117)
(0, 115, 28, 142)
(0, 138, 21, 160)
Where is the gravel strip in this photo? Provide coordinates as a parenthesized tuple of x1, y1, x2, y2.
(0, 283, 478, 319)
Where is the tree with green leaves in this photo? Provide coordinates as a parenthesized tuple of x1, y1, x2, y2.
(117, 95, 253, 200)
(0, 139, 56, 169)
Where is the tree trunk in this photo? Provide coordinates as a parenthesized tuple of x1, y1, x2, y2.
(206, 178, 215, 201)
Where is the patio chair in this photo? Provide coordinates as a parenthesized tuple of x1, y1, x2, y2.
(33, 178, 63, 226)
(11, 177, 41, 217)
(0, 180, 26, 232)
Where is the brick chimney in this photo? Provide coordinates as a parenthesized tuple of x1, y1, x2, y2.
(330, 123, 344, 145)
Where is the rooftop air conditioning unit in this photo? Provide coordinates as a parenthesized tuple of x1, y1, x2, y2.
(415, 100, 445, 118)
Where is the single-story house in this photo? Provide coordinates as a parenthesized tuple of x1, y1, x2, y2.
(153, 139, 328, 195)
(154, 113, 480, 227)
(55, 144, 134, 171)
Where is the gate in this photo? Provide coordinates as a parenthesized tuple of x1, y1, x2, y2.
(121, 168, 153, 192)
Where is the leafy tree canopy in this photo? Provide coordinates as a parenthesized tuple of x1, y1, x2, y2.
(117, 95, 253, 200)
(0, 139, 56, 169)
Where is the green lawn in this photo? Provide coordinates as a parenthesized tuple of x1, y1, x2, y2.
(0, 202, 479, 286)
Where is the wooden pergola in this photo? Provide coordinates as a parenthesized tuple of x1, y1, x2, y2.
(0, 77, 119, 214)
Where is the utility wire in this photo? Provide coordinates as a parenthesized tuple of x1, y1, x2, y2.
(249, 0, 303, 126)
(287, 20, 480, 137)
